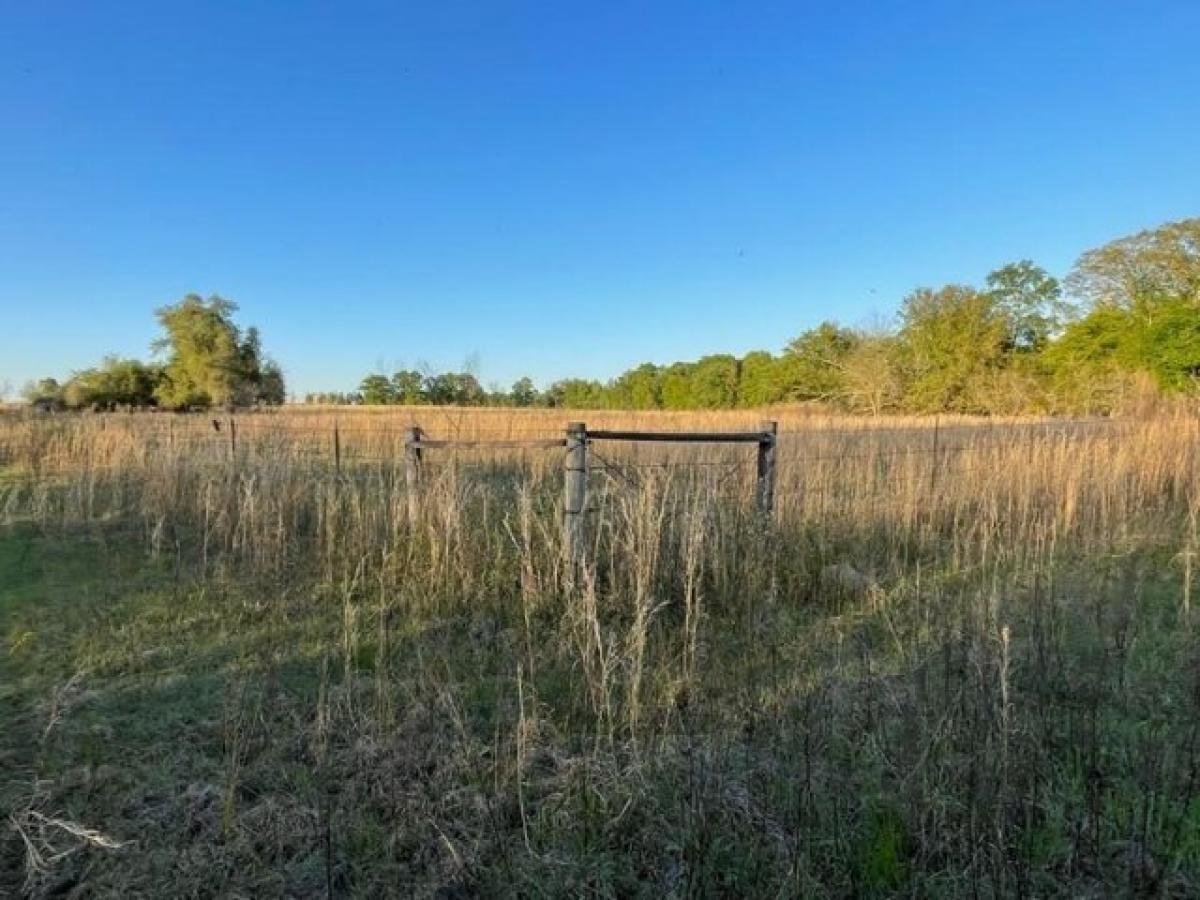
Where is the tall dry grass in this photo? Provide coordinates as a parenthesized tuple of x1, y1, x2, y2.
(0, 408, 1192, 575)
(2, 406, 1199, 895)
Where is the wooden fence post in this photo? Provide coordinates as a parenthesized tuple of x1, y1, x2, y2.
(405, 425, 423, 526)
(564, 422, 588, 571)
(333, 422, 341, 475)
(229, 416, 237, 460)
(756, 420, 777, 518)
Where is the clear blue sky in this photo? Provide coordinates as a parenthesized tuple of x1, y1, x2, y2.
(2, 1, 1199, 398)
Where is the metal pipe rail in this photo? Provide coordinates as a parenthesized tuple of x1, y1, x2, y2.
(586, 429, 771, 443)
(412, 438, 567, 450)
(400, 422, 780, 573)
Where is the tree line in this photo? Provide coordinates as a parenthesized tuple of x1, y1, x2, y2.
(333, 217, 1200, 415)
(308, 371, 532, 408)
(26, 218, 1199, 415)
(24, 295, 285, 411)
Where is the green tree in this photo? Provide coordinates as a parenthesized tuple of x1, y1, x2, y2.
(151, 294, 281, 409)
(1047, 295, 1200, 402)
(737, 351, 785, 407)
(358, 374, 396, 405)
(257, 361, 286, 405)
(25, 294, 278, 410)
(423, 373, 454, 405)
(509, 377, 537, 407)
(22, 377, 63, 408)
(1138, 297, 1200, 391)
(422, 371, 486, 405)
(985, 261, 1065, 351)
(229, 327, 285, 406)
(690, 355, 739, 408)
(457, 374, 485, 406)
(1042, 306, 1142, 412)
(236, 326, 263, 403)
(547, 378, 606, 408)
(61, 357, 159, 409)
(839, 335, 903, 416)
(1045, 219, 1200, 410)
(659, 363, 697, 409)
(897, 285, 1008, 413)
(783, 323, 858, 402)
(1066, 217, 1200, 311)
(392, 370, 425, 404)
(612, 363, 662, 410)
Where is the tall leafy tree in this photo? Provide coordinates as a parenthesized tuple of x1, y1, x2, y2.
(839, 334, 903, 416)
(612, 364, 662, 410)
(782, 323, 858, 402)
(659, 363, 697, 410)
(1138, 296, 1200, 390)
(690, 355, 740, 409)
(897, 285, 1008, 413)
(28, 298, 281, 411)
(392, 370, 425, 404)
(1047, 294, 1200, 401)
(359, 374, 396, 405)
(737, 351, 786, 407)
(423, 371, 485, 405)
(985, 261, 1065, 350)
(237, 327, 264, 396)
(258, 362, 286, 405)
(509, 377, 537, 407)
(547, 378, 606, 408)
(233, 326, 286, 405)
(77, 356, 160, 408)
(151, 295, 282, 409)
(1066, 217, 1200, 311)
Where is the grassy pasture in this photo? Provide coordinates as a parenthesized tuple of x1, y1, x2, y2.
(2, 407, 1200, 897)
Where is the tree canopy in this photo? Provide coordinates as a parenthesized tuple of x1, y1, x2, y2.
(343, 221, 1200, 416)
(26, 294, 284, 411)
(30, 219, 1200, 417)
(1066, 218, 1200, 310)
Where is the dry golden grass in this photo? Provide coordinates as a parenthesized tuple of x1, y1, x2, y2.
(0, 405, 1189, 564)
(2, 405, 1199, 895)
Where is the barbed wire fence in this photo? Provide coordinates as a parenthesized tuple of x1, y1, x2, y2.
(0, 414, 1153, 558)
(0, 413, 1138, 475)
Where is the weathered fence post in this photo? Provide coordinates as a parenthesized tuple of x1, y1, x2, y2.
(405, 425, 423, 526)
(756, 420, 777, 518)
(564, 422, 588, 571)
(229, 416, 237, 460)
(333, 422, 341, 475)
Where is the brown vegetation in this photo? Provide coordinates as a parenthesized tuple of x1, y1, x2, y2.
(2, 406, 1199, 895)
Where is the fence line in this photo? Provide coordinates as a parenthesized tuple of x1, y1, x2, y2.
(4, 417, 1187, 575)
(0, 415, 1147, 470)
(0, 416, 1165, 541)
(392, 420, 780, 566)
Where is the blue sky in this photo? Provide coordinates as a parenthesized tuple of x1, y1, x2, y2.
(2, 1, 1199, 398)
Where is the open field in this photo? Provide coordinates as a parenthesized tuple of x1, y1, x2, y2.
(3, 406, 1200, 896)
